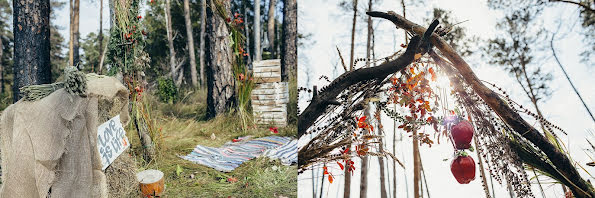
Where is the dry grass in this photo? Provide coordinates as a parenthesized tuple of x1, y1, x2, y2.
(124, 90, 297, 198)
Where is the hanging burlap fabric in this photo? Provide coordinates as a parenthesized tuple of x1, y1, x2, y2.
(0, 75, 135, 197)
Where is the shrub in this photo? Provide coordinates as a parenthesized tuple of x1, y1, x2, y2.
(157, 77, 178, 103)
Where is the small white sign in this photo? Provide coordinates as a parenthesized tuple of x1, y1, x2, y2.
(97, 115, 130, 170)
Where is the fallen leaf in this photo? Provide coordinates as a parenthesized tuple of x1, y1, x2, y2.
(227, 177, 238, 183)
(269, 127, 279, 134)
(176, 165, 183, 177)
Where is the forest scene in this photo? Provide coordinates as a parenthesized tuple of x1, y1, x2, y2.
(0, 0, 297, 197)
(297, 0, 595, 198)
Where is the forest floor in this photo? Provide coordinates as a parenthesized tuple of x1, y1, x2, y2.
(125, 90, 297, 198)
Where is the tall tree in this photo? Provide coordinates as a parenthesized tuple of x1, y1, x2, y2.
(97, 0, 103, 73)
(267, 0, 276, 58)
(254, 0, 261, 61)
(81, 32, 106, 72)
(205, 0, 236, 118)
(0, 0, 9, 95)
(183, 0, 198, 87)
(359, 1, 373, 197)
(348, 0, 358, 71)
(165, 0, 181, 85)
(13, 0, 51, 102)
(345, 0, 358, 196)
(200, 0, 206, 87)
(69, 0, 80, 67)
(50, 0, 67, 81)
(484, 9, 553, 136)
(281, 0, 296, 81)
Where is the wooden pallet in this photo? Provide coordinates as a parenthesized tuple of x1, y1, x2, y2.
(251, 59, 288, 126)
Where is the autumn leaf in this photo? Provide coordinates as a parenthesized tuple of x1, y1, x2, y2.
(328, 175, 334, 183)
(429, 67, 437, 81)
(337, 162, 344, 170)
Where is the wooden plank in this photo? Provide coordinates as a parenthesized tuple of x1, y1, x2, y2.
(254, 82, 288, 90)
(253, 59, 281, 68)
(251, 94, 288, 101)
(255, 117, 287, 123)
(254, 77, 282, 83)
(253, 111, 286, 117)
(255, 118, 287, 123)
(254, 114, 287, 119)
(254, 67, 281, 73)
(252, 99, 288, 106)
(253, 72, 281, 78)
(252, 106, 287, 113)
(252, 88, 286, 95)
(251, 92, 288, 97)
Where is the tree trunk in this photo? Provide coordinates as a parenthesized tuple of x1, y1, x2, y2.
(199, 0, 206, 87)
(165, 0, 177, 83)
(348, 0, 358, 71)
(69, 0, 80, 67)
(281, 0, 296, 81)
(401, 0, 408, 43)
(413, 129, 421, 198)
(184, 0, 198, 87)
(0, 37, 3, 95)
(393, 110, 398, 198)
(360, 151, 369, 198)
(345, 3, 358, 194)
(97, 0, 103, 73)
(254, 0, 261, 61)
(359, 1, 374, 196)
(377, 114, 388, 198)
(344, 155, 352, 198)
(13, 0, 52, 102)
(243, 0, 252, 67)
(267, 0, 276, 58)
(205, 0, 236, 118)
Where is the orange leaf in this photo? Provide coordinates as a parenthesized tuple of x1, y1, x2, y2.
(328, 175, 334, 183)
(337, 162, 344, 170)
(429, 68, 437, 81)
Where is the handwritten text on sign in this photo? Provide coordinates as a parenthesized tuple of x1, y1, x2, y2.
(97, 115, 129, 170)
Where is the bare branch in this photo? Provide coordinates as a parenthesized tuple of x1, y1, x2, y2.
(297, 19, 439, 138)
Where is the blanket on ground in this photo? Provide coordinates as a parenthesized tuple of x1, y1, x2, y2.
(181, 136, 296, 172)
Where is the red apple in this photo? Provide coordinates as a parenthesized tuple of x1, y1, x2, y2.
(451, 120, 474, 149)
(450, 155, 476, 184)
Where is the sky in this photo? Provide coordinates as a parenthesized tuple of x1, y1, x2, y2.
(297, 0, 595, 198)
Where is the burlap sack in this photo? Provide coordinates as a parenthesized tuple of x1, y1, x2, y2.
(0, 76, 135, 198)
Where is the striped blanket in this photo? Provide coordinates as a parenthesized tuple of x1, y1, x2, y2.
(181, 136, 296, 172)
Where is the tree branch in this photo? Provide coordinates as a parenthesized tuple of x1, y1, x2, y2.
(369, 11, 594, 197)
(297, 19, 439, 138)
(550, 0, 595, 13)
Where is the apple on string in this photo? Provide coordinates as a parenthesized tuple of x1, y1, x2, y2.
(451, 151, 476, 184)
(451, 119, 474, 149)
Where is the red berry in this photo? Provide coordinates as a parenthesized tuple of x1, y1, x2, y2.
(451, 120, 474, 149)
(450, 155, 476, 184)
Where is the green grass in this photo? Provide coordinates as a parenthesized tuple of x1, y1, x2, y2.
(126, 90, 297, 198)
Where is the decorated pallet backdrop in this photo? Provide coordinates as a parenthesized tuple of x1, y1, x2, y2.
(251, 59, 288, 126)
